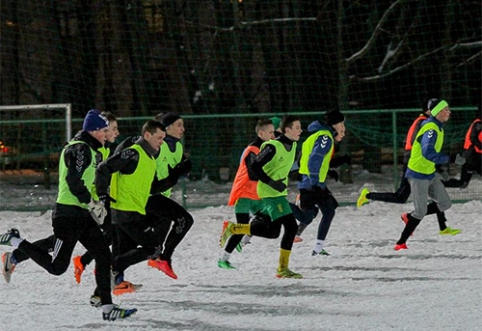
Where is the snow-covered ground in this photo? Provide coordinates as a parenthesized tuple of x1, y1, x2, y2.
(1, 165, 480, 210)
(0, 198, 480, 331)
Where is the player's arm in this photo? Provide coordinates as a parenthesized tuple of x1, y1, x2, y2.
(64, 143, 94, 204)
(419, 131, 450, 164)
(250, 144, 276, 184)
(96, 148, 139, 197)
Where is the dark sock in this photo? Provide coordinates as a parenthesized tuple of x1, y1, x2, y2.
(426, 202, 438, 215)
(396, 213, 421, 245)
(427, 202, 448, 231)
(436, 211, 448, 231)
(296, 223, 308, 236)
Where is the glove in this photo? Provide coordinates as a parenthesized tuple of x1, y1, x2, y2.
(88, 200, 108, 225)
(340, 154, 352, 165)
(169, 159, 193, 178)
(454, 153, 466, 166)
(327, 170, 339, 182)
(268, 178, 287, 192)
(435, 164, 450, 181)
(438, 169, 450, 181)
(329, 154, 352, 168)
(175, 158, 192, 176)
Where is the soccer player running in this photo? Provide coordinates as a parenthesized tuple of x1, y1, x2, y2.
(357, 99, 457, 236)
(107, 112, 193, 285)
(145, 112, 194, 279)
(218, 118, 275, 269)
(292, 109, 346, 256)
(0, 109, 137, 321)
(443, 107, 481, 188)
(95, 120, 177, 293)
(394, 99, 459, 251)
(220, 115, 303, 278)
(72, 111, 120, 284)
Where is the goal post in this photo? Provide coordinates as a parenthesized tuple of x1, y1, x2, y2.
(0, 104, 72, 189)
(0, 103, 72, 142)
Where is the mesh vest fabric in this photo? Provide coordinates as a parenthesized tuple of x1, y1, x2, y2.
(298, 129, 334, 183)
(111, 144, 156, 215)
(464, 119, 482, 153)
(56, 141, 96, 209)
(257, 140, 296, 198)
(408, 122, 444, 175)
(155, 140, 183, 198)
(228, 145, 261, 206)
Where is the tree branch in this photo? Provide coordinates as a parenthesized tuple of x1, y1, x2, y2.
(378, 3, 421, 73)
(351, 44, 447, 82)
(185, 17, 319, 32)
(241, 17, 319, 26)
(346, 0, 407, 65)
(449, 41, 482, 50)
(378, 40, 404, 74)
(457, 51, 482, 68)
(352, 40, 481, 82)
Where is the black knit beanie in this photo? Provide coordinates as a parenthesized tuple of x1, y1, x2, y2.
(325, 109, 345, 126)
(161, 112, 182, 127)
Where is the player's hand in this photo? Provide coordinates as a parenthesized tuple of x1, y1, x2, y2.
(327, 170, 339, 182)
(88, 200, 108, 225)
(454, 153, 466, 165)
(268, 179, 287, 192)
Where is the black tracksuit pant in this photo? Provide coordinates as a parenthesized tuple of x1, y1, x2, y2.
(249, 213, 298, 251)
(111, 210, 163, 274)
(145, 194, 194, 261)
(79, 207, 117, 267)
(14, 213, 113, 305)
(367, 164, 411, 203)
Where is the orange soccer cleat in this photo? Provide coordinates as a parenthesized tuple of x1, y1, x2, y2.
(72, 255, 85, 284)
(113, 281, 138, 296)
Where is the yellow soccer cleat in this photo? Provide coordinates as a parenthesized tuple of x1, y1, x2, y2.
(276, 268, 303, 279)
(356, 188, 370, 208)
(219, 221, 234, 248)
(439, 227, 461, 236)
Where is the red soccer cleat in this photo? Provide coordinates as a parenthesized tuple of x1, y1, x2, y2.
(154, 258, 178, 279)
(293, 236, 303, 243)
(394, 243, 408, 251)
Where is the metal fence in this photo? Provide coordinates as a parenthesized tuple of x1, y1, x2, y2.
(0, 108, 480, 211)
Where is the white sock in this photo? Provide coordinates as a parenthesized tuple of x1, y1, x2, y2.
(220, 251, 231, 262)
(313, 240, 325, 254)
(241, 235, 251, 245)
(102, 304, 115, 314)
(10, 237, 24, 248)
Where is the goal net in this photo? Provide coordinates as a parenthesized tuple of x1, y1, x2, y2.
(0, 2, 480, 210)
(0, 104, 71, 171)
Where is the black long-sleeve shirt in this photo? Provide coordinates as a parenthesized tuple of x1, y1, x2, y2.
(244, 137, 264, 181)
(251, 135, 295, 185)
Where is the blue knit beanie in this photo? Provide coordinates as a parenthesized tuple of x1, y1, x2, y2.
(82, 109, 109, 131)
